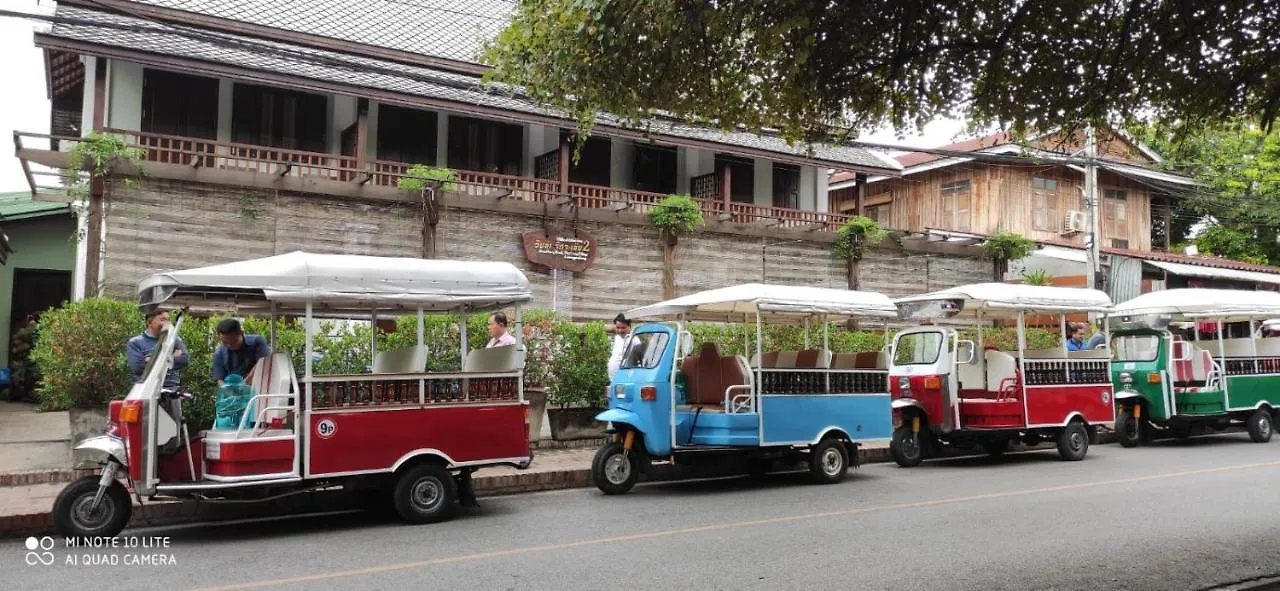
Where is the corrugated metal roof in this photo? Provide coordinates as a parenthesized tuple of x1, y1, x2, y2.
(46, 5, 899, 172)
(117, 0, 514, 65)
(0, 192, 71, 221)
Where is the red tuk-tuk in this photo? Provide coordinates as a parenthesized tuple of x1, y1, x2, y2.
(53, 252, 534, 537)
(887, 283, 1116, 465)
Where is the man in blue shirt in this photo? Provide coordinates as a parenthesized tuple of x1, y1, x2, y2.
(126, 309, 188, 389)
(212, 319, 272, 385)
(1066, 323, 1107, 351)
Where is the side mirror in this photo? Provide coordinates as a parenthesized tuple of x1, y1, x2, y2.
(956, 340, 977, 365)
(679, 331, 694, 357)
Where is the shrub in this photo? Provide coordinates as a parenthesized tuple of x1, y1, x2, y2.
(649, 195, 704, 237)
(31, 298, 139, 410)
(397, 164, 458, 192)
(548, 320, 610, 407)
(832, 216, 889, 262)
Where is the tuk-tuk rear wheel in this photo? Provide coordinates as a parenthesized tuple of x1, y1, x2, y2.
(1056, 421, 1089, 461)
(1246, 410, 1273, 443)
(592, 441, 641, 495)
(393, 463, 458, 524)
(53, 476, 132, 538)
(808, 439, 848, 484)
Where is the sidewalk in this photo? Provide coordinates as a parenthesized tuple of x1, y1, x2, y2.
(0, 402, 70, 474)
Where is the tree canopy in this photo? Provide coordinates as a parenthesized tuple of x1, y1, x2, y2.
(1137, 119, 1280, 264)
(484, 1, 1280, 146)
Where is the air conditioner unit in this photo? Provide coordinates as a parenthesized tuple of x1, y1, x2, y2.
(1062, 210, 1087, 235)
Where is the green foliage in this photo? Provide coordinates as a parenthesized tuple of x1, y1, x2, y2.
(960, 327, 1060, 351)
(63, 132, 147, 199)
(1183, 224, 1270, 266)
(6, 319, 40, 402)
(237, 194, 264, 223)
(687, 322, 890, 357)
(983, 231, 1036, 262)
(398, 164, 459, 192)
(483, 1, 1278, 151)
(649, 195, 704, 236)
(31, 298, 138, 410)
(548, 321, 611, 408)
(1019, 268, 1054, 286)
(833, 216, 889, 262)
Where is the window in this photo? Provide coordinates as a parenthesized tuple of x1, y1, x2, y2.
(231, 83, 328, 152)
(377, 105, 438, 164)
(1104, 189, 1129, 244)
(560, 132, 612, 186)
(142, 69, 218, 139)
(864, 203, 891, 225)
(940, 180, 972, 232)
(447, 116, 523, 175)
(1111, 334, 1159, 362)
(1031, 177, 1059, 232)
(714, 154, 755, 203)
(772, 163, 800, 209)
(893, 331, 944, 365)
(633, 144, 677, 194)
(620, 333, 670, 370)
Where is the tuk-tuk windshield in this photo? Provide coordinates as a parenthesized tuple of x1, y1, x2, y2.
(894, 331, 944, 365)
(1112, 334, 1160, 362)
(620, 332, 670, 370)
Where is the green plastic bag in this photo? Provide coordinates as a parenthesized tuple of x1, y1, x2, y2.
(214, 374, 256, 430)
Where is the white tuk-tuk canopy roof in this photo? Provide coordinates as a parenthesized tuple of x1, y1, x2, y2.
(1108, 288, 1280, 321)
(138, 251, 532, 315)
(894, 282, 1113, 319)
(625, 283, 899, 324)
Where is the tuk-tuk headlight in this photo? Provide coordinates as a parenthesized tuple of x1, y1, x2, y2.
(1120, 372, 1133, 385)
(898, 376, 911, 393)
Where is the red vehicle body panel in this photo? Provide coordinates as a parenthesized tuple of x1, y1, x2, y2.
(207, 438, 295, 477)
(307, 403, 530, 476)
(156, 437, 204, 482)
(893, 374, 1112, 431)
(890, 375, 950, 425)
(1024, 384, 1113, 426)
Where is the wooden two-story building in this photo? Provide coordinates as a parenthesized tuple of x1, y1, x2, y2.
(17, 0, 1006, 317)
(828, 129, 1280, 300)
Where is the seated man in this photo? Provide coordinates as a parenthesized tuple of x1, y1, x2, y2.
(212, 319, 272, 386)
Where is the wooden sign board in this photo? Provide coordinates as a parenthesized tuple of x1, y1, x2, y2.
(522, 230, 597, 272)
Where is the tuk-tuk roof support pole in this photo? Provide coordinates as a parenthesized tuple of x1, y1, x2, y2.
(269, 302, 277, 350)
(1059, 314, 1067, 344)
(822, 314, 829, 351)
(1217, 319, 1228, 397)
(370, 307, 378, 362)
(976, 310, 984, 352)
(459, 307, 469, 363)
(804, 316, 810, 349)
(744, 313, 750, 358)
(417, 306, 425, 349)
(514, 305, 524, 347)
(304, 301, 313, 381)
(1249, 318, 1259, 373)
(1016, 310, 1029, 424)
(756, 310, 764, 443)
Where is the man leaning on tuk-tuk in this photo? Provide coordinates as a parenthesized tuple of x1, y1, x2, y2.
(127, 309, 189, 389)
(213, 319, 272, 385)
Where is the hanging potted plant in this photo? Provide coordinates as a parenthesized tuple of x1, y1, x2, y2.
(649, 195, 704, 299)
(982, 230, 1036, 282)
(832, 216, 889, 290)
(546, 320, 611, 440)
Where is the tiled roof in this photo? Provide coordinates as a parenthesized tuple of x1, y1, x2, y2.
(0, 192, 70, 221)
(108, 0, 514, 65)
(45, 6, 899, 173)
(894, 132, 1015, 167)
(1105, 246, 1280, 275)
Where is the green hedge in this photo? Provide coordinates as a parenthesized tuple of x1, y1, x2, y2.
(27, 298, 1064, 428)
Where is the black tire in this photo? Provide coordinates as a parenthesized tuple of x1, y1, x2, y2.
(52, 476, 132, 538)
(808, 438, 849, 484)
(890, 425, 923, 468)
(392, 463, 458, 524)
(1246, 410, 1273, 443)
(592, 442, 642, 495)
(983, 438, 1008, 457)
(1115, 407, 1141, 448)
(1057, 421, 1089, 461)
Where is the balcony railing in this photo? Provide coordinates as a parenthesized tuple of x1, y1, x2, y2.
(33, 129, 855, 232)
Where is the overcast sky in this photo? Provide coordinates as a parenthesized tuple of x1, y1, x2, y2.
(0, 1, 968, 194)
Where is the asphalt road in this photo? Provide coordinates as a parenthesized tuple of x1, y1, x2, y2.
(6, 434, 1280, 591)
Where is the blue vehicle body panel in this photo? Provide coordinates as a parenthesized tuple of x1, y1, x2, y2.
(675, 411, 760, 446)
(759, 394, 893, 445)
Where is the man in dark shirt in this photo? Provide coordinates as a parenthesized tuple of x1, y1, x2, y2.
(212, 319, 271, 385)
(126, 309, 188, 389)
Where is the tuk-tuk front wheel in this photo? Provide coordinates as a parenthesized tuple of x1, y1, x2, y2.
(808, 439, 849, 484)
(52, 476, 132, 538)
(1115, 407, 1144, 448)
(592, 442, 642, 495)
(1056, 421, 1089, 461)
(890, 425, 924, 468)
(393, 463, 458, 524)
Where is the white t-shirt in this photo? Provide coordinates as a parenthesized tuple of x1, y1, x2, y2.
(607, 332, 629, 378)
(486, 332, 517, 348)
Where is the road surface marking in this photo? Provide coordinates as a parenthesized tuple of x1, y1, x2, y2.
(192, 459, 1280, 591)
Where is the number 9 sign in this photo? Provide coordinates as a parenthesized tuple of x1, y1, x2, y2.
(316, 419, 336, 439)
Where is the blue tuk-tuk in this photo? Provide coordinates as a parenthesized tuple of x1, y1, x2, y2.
(592, 284, 897, 494)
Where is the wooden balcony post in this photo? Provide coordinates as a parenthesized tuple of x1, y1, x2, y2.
(558, 138, 570, 197)
(355, 98, 369, 171)
(721, 165, 731, 213)
(855, 173, 866, 217)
